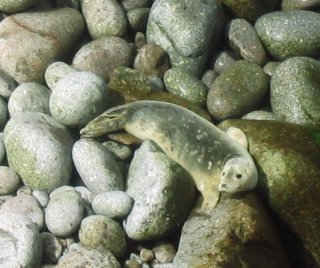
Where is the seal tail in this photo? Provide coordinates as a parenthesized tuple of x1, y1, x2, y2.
(80, 104, 129, 138)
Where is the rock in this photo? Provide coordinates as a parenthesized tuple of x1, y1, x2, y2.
(127, 8, 150, 32)
(173, 193, 290, 268)
(242, 109, 276, 120)
(55, 0, 81, 10)
(218, 119, 320, 266)
(125, 140, 196, 241)
(201, 70, 217, 89)
(134, 43, 170, 78)
(3, 112, 74, 192)
(147, 0, 223, 76)
(135, 31, 146, 49)
(49, 71, 108, 127)
(92, 190, 133, 219)
(282, 0, 320, 10)
(255, 10, 320, 60)
(72, 36, 134, 81)
(121, 0, 151, 12)
(0, 69, 16, 98)
(263, 61, 280, 76)
(153, 242, 176, 263)
(0, 96, 7, 128)
(102, 141, 132, 160)
(1, 195, 44, 229)
(0, 0, 40, 13)
(41, 232, 63, 264)
(0, 134, 4, 164)
(212, 50, 238, 74)
(16, 185, 32, 196)
(56, 243, 120, 268)
(8, 82, 51, 117)
(207, 60, 269, 121)
(220, 0, 280, 22)
(0, 166, 20, 195)
(0, 8, 85, 83)
(0, 212, 42, 268)
(163, 67, 208, 107)
(45, 61, 77, 90)
(45, 186, 84, 237)
(32, 190, 49, 207)
(227, 18, 268, 66)
(79, 215, 127, 258)
(140, 248, 155, 263)
(82, 0, 127, 39)
(72, 138, 124, 193)
(270, 57, 320, 126)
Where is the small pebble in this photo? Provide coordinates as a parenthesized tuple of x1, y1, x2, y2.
(0, 69, 16, 98)
(152, 242, 176, 263)
(213, 50, 238, 74)
(125, 259, 142, 268)
(103, 141, 133, 160)
(16, 185, 32, 196)
(45, 61, 77, 90)
(32, 190, 49, 208)
(140, 248, 155, 263)
(0, 166, 20, 195)
(41, 232, 63, 263)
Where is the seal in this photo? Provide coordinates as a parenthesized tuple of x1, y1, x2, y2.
(80, 101, 258, 212)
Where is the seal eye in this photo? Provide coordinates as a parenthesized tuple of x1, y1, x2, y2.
(236, 174, 242, 179)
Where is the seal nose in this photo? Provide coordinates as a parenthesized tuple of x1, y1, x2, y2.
(218, 183, 228, 191)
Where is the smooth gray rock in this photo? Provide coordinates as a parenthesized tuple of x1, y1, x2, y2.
(82, 0, 127, 39)
(0, 212, 42, 268)
(8, 82, 51, 117)
(201, 70, 217, 89)
(263, 61, 280, 76)
(282, 0, 320, 10)
(0, 0, 40, 13)
(255, 10, 320, 60)
(72, 139, 124, 193)
(127, 8, 150, 32)
(147, 0, 223, 76)
(0, 166, 20, 195)
(45, 61, 77, 90)
(164, 67, 208, 107)
(207, 60, 269, 121)
(271, 57, 320, 125)
(121, 0, 151, 12)
(242, 109, 276, 121)
(212, 50, 238, 74)
(125, 140, 196, 241)
(79, 215, 127, 258)
(102, 141, 132, 160)
(45, 186, 84, 237)
(1, 195, 44, 230)
(0, 69, 16, 99)
(49, 71, 108, 127)
(3, 112, 74, 192)
(72, 36, 134, 81)
(41, 232, 63, 264)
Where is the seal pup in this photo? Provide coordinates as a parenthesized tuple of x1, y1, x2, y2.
(80, 101, 258, 213)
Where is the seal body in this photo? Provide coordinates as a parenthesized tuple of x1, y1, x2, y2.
(81, 101, 258, 212)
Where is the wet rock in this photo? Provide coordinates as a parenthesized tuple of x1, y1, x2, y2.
(0, 166, 20, 195)
(72, 138, 124, 193)
(72, 36, 134, 81)
(219, 119, 320, 266)
(82, 0, 127, 39)
(0, 0, 40, 13)
(3, 112, 74, 192)
(164, 67, 208, 107)
(147, 0, 223, 76)
(0, 69, 16, 98)
(270, 57, 320, 126)
(0, 8, 85, 83)
(213, 50, 239, 74)
(125, 140, 196, 241)
(173, 193, 290, 268)
(228, 18, 268, 66)
(255, 10, 320, 60)
(41, 232, 63, 264)
(207, 60, 269, 121)
(282, 0, 320, 10)
(79, 215, 127, 258)
(0, 212, 42, 268)
(127, 8, 150, 32)
(8, 82, 51, 117)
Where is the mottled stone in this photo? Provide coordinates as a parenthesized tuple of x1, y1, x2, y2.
(72, 36, 134, 81)
(135, 31, 146, 49)
(0, 0, 40, 13)
(263, 61, 280, 76)
(270, 57, 320, 125)
(0, 166, 20, 195)
(102, 141, 132, 160)
(0, 8, 85, 83)
(207, 60, 269, 121)
(282, 0, 320, 10)
(45, 61, 77, 90)
(228, 18, 268, 66)
(82, 0, 127, 39)
(212, 50, 238, 74)
(127, 8, 150, 32)
(201, 70, 217, 89)
(255, 10, 320, 60)
(40, 232, 63, 264)
(0, 69, 16, 98)
(147, 0, 223, 76)
(3, 112, 74, 192)
(153, 242, 176, 263)
(32, 190, 49, 207)
(219, 119, 320, 266)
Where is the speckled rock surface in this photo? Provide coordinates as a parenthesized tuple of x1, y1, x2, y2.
(219, 119, 320, 266)
(207, 60, 269, 120)
(0, 69, 16, 98)
(255, 10, 320, 60)
(263, 61, 280, 76)
(242, 109, 276, 120)
(0, 0, 40, 13)
(147, 0, 223, 76)
(72, 36, 134, 81)
(45, 61, 77, 90)
(125, 140, 196, 241)
(0, 212, 42, 268)
(173, 193, 290, 268)
(213, 50, 238, 74)
(270, 57, 320, 126)
(281, 0, 320, 10)
(0, 166, 20, 195)
(3, 112, 74, 192)
(127, 8, 150, 32)
(0, 8, 85, 83)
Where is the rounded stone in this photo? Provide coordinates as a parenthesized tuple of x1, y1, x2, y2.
(45, 186, 84, 237)
(242, 109, 276, 121)
(72, 139, 124, 194)
(0, 69, 16, 99)
(153, 242, 176, 263)
(0, 166, 20, 195)
(102, 141, 132, 160)
(3, 112, 74, 192)
(41, 232, 63, 264)
(0, 0, 40, 13)
(92, 191, 133, 219)
(79, 215, 127, 258)
(1, 195, 44, 230)
(0, 133, 5, 164)
(164, 67, 208, 107)
(270, 56, 320, 125)
(121, 0, 150, 12)
(0, 212, 42, 267)
(282, 0, 320, 10)
(207, 60, 269, 121)
(49, 71, 108, 127)
(0, 96, 7, 129)
(127, 8, 150, 32)
(212, 50, 238, 74)
(8, 82, 51, 117)
(72, 36, 134, 81)
(263, 61, 280, 77)
(45, 61, 77, 90)
(32, 190, 49, 208)
(201, 70, 217, 89)
(255, 10, 320, 60)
